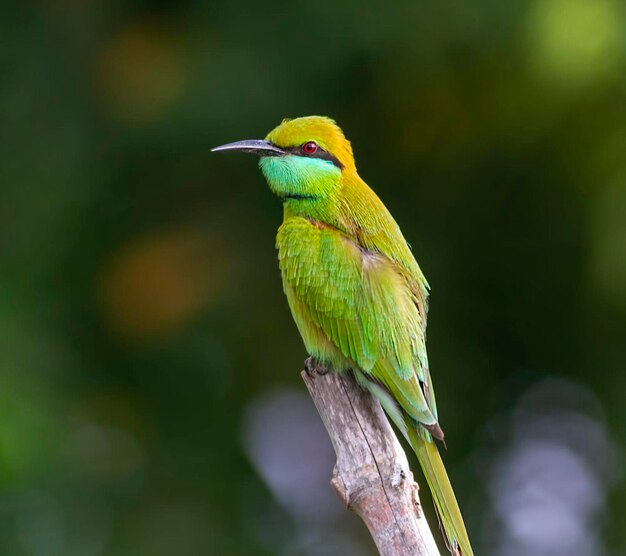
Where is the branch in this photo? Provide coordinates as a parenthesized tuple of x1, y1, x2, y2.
(301, 369, 441, 556)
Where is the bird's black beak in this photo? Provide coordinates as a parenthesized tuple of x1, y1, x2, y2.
(211, 139, 285, 157)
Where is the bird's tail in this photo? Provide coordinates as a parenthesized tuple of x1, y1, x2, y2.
(354, 370, 473, 555)
(407, 423, 474, 556)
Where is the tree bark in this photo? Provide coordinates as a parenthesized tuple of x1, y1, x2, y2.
(301, 369, 441, 556)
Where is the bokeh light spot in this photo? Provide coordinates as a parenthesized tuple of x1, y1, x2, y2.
(97, 229, 223, 342)
(96, 24, 187, 123)
(526, 0, 624, 87)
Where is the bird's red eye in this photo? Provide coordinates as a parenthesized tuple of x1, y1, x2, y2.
(302, 141, 318, 154)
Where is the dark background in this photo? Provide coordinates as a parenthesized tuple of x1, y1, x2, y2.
(2, 1, 625, 555)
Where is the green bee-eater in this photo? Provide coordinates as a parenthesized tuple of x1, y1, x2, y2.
(213, 116, 473, 556)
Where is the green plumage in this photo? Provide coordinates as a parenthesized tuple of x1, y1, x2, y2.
(214, 116, 474, 556)
(276, 216, 437, 428)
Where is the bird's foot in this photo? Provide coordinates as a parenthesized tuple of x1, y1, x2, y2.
(304, 356, 330, 377)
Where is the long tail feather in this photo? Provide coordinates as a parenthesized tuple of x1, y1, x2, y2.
(407, 424, 474, 556)
(355, 370, 474, 555)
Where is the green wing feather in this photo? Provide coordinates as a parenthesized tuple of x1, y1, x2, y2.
(277, 216, 436, 426)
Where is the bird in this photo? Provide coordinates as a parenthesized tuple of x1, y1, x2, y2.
(212, 116, 473, 556)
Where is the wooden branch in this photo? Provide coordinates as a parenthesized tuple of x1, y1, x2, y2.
(301, 369, 441, 556)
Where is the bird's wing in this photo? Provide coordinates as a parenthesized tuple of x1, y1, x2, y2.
(339, 177, 430, 327)
(278, 216, 438, 427)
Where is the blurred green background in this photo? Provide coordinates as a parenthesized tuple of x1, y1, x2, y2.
(2, 1, 625, 555)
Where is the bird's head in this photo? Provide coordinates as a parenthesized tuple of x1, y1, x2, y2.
(212, 116, 355, 202)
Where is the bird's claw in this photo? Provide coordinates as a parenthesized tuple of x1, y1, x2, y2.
(304, 356, 330, 377)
